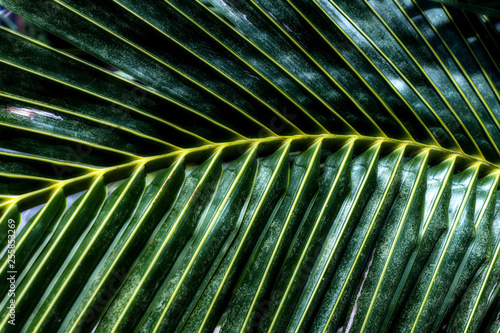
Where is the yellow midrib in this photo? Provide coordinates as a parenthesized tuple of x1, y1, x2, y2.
(2, 133, 499, 211)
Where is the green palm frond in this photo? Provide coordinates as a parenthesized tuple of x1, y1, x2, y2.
(432, 0, 500, 18)
(0, 0, 500, 332)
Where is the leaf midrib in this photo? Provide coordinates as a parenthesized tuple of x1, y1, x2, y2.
(1, 133, 498, 213)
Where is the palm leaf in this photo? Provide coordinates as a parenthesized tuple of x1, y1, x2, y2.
(0, 0, 500, 332)
(432, 0, 500, 18)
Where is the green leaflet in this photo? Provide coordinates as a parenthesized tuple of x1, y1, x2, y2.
(0, 176, 106, 330)
(97, 151, 222, 332)
(484, 298, 500, 333)
(0, 203, 20, 250)
(343, 149, 428, 333)
(208, 0, 362, 135)
(0, 188, 66, 296)
(311, 146, 405, 333)
(0, 26, 216, 149)
(23, 165, 146, 333)
(182, 143, 290, 333)
(0, 0, 252, 144)
(382, 156, 456, 331)
(113, 0, 312, 137)
(431, 0, 500, 18)
(296, 0, 442, 145)
(34, 0, 276, 140)
(314, 0, 459, 152)
(1, 0, 500, 167)
(393, 163, 480, 332)
(433, 171, 500, 330)
(0, 150, 92, 181)
(259, 140, 354, 333)
(245, 0, 415, 141)
(221, 141, 322, 332)
(367, 0, 500, 162)
(323, 0, 496, 161)
(287, 142, 381, 333)
(399, 0, 500, 139)
(446, 188, 500, 332)
(458, 10, 500, 96)
(137, 147, 257, 332)
(60, 157, 186, 332)
(114, 0, 345, 136)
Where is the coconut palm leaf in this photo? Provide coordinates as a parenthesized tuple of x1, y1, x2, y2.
(0, 0, 499, 332)
(432, 0, 500, 18)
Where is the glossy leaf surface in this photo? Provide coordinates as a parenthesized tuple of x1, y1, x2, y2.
(0, 0, 499, 332)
